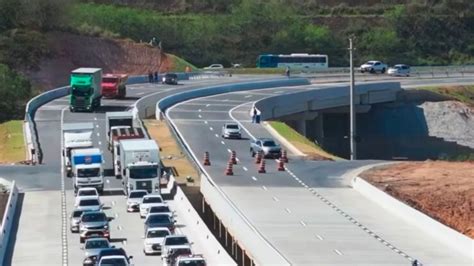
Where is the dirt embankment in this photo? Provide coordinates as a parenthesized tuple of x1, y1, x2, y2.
(25, 32, 174, 89)
(361, 161, 474, 238)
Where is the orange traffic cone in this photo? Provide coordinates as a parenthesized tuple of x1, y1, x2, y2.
(225, 161, 234, 175)
(230, 151, 237, 164)
(281, 150, 288, 163)
(277, 160, 285, 171)
(258, 159, 266, 174)
(255, 151, 262, 164)
(203, 152, 211, 166)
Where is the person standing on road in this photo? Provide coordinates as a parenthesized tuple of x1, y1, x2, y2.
(251, 106, 257, 123)
(148, 71, 153, 83)
(154, 71, 158, 83)
(285, 66, 290, 78)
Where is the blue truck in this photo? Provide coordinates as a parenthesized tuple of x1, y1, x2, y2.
(71, 148, 104, 193)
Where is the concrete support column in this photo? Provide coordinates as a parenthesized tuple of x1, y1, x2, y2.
(314, 113, 324, 144)
(295, 119, 307, 136)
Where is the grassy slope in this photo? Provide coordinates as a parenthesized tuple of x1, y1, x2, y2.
(0, 121, 25, 163)
(420, 85, 474, 106)
(268, 121, 339, 160)
(168, 54, 198, 72)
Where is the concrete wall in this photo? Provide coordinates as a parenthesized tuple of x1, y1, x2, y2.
(0, 181, 19, 265)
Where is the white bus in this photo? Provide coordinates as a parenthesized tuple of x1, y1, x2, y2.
(257, 53, 328, 69)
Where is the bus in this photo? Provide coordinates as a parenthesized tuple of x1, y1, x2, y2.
(256, 53, 328, 69)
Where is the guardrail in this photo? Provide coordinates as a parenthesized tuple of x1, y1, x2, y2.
(0, 181, 19, 265)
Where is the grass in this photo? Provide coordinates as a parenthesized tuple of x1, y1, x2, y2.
(420, 85, 474, 105)
(0, 120, 25, 163)
(168, 54, 198, 72)
(144, 119, 200, 185)
(268, 121, 339, 160)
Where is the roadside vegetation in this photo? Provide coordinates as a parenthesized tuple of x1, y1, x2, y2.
(0, 120, 25, 163)
(421, 85, 474, 106)
(268, 121, 339, 160)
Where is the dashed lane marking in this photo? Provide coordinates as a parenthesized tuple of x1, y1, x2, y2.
(243, 166, 248, 171)
(251, 176, 258, 181)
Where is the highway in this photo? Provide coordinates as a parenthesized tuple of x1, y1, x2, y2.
(1, 74, 474, 265)
(166, 78, 474, 265)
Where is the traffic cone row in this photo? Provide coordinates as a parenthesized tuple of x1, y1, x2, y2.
(230, 151, 237, 165)
(225, 161, 234, 175)
(255, 151, 262, 164)
(280, 150, 288, 163)
(277, 159, 285, 171)
(203, 151, 211, 166)
(219, 150, 289, 175)
(258, 159, 266, 173)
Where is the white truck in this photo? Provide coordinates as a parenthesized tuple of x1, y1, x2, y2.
(111, 127, 146, 178)
(105, 111, 134, 149)
(63, 123, 94, 177)
(71, 148, 104, 193)
(117, 139, 161, 195)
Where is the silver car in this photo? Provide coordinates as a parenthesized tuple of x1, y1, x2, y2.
(221, 123, 242, 139)
(70, 209, 84, 233)
(82, 237, 111, 264)
(126, 190, 148, 212)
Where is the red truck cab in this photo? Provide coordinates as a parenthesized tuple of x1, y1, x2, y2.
(101, 74, 128, 99)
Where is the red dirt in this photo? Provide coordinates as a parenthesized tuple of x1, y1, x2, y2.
(25, 31, 173, 89)
(360, 161, 474, 238)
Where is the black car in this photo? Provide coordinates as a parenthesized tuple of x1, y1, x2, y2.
(144, 214, 175, 234)
(162, 73, 178, 85)
(83, 247, 132, 266)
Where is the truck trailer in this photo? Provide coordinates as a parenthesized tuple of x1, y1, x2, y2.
(70, 68, 102, 112)
(117, 139, 161, 195)
(111, 127, 146, 177)
(71, 148, 104, 193)
(101, 74, 128, 99)
(62, 123, 94, 177)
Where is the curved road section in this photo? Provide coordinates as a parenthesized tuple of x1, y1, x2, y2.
(166, 78, 474, 265)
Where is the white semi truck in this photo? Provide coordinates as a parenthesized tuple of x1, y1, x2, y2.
(111, 127, 146, 179)
(62, 123, 94, 177)
(71, 148, 104, 193)
(117, 139, 161, 195)
(105, 111, 134, 149)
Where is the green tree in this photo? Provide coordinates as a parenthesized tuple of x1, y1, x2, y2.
(0, 64, 32, 122)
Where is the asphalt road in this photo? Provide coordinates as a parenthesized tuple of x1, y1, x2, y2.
(166, 78, 474, 265)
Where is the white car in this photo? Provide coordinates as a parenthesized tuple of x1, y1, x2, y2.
(360, 61, 387, 73)
(77, 187, 99, 197)
(98, 255, 130, 266)
(161, 235, 192, 259)
(126, 190, 148, 212)
(221, 123, 242, 139)
(388, 64, 410, 76)
(203, 64, 224, 69)
(76, 196, 103, 212)
(139, 194, 164, 218)
(75, 193, 100, 207)
(143, 227, 171, 255)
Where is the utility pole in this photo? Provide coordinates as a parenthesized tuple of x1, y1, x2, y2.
(349, 37, 357, 160)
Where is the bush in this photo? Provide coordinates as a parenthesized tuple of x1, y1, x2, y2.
(0, 64, 32, 122)
(0, 29, 50, 70)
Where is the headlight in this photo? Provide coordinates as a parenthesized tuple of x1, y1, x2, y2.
(84, 258, 92, 264)
(104, 225, 108, 229)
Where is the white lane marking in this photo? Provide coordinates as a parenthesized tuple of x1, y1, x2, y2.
(215, 134, 219, 138)
(244, 95, 252, 98)
(229, 102, 256, 141)
(95, 124, 99, 128)
(206, 104, 210, 107)
(272, 196, 279, 202)
(106, 179, 110, 184)
(285, 208, 291, 214)
(221, 141, 225, 145)
(223, 99, 229, 102)
(209, 127, 213, 131)
(94, 117, 97, 120)
(243, 166, 248, 171)
(262, 186, 267, 191)
(198, 109, 202, 112)
(98, 141, 102, 145)
(198, 114, 202, 118)
(227, 149, 232, 153)
(251, 176, 258, 181)
(316, 234, 324, 240)
(236, 158, 240, 162)
(300, 221, 307, 227)
(96, 132, 100, 137)
(60, 106, 68, 265)
(204, 121, 208, 124)
(334, 249, 343, 255)
(136, 92, 146, 95)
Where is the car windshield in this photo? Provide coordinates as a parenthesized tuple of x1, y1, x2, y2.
(150, 206, 170, 213)
(262, 141, 276, 147)
(72, 87, 92, 97)
(72, 210, 84, 218)
(80, 199, 100, 207)
(147, 230, 170, 238)
(86, 240, 109, 249)
(77, 168, 100, 177)
(129, 166, 157, 179)
(166, 74, 177, 78)
(102, 78, 117, 83)
(226, 124, 239, 129)
(100, 258, 127, 266)
(82, 212, 106, 222)
(366, 62, 374, 65)
(147, 215, 171, 224)
(143, 197, 162, 204)
(165, 237, 188, 245)
(178, 260, 206, 266)
(99, 249, 126, 258)
(79, 190, 97, 196)
(129, 191, 147, 199)
(393, 66, 401, 69)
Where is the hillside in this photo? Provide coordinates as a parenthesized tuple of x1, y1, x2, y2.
(25, 32, 175, 89)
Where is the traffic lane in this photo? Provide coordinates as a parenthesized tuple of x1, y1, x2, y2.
(0, 165, 61, 191)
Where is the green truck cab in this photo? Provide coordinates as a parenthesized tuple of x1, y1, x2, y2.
(70, 68, 102, 112)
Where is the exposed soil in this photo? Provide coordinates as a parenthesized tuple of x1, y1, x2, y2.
(25, 31, 173, 89)
(360, 161, 474, 238)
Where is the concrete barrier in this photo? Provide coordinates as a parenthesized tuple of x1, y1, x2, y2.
(0, 181, 19, 264)
(352, 176, 473, 258)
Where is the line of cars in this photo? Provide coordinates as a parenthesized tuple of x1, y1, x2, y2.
(360, 61, 411, 76)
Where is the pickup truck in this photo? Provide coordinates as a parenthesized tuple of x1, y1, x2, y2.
(250, 138, 281, 158)
(360, 61, 387, 73)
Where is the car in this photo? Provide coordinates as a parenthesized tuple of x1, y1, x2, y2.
(250, 138, 282, 158)
(98, 255, 130, 266)
(144, 214, 175, 235)
(139, 194, 164, 218)
(163, 246, 193, 266)
(146, 204, 174, 222)
(70, 209, 85, 233)
(143, 227, 171, 255)
(93, 248, 132, 266)
(162, 73, 178, 85)
(388, 64, 410, 76)
(77, 187, 99, 197)
(75, 194, 100, 207)
(79, 211, 110, 243)
(126, 190, 148, 212)
(221, 123, 242, 139)
(360, 61, 387, 73)
(161, 235, 192, 259)
(82, 238, 111, 264)
(76, 196, 103, 212)
(175, 255, 206, 266)
(203, 64, 224, 69)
